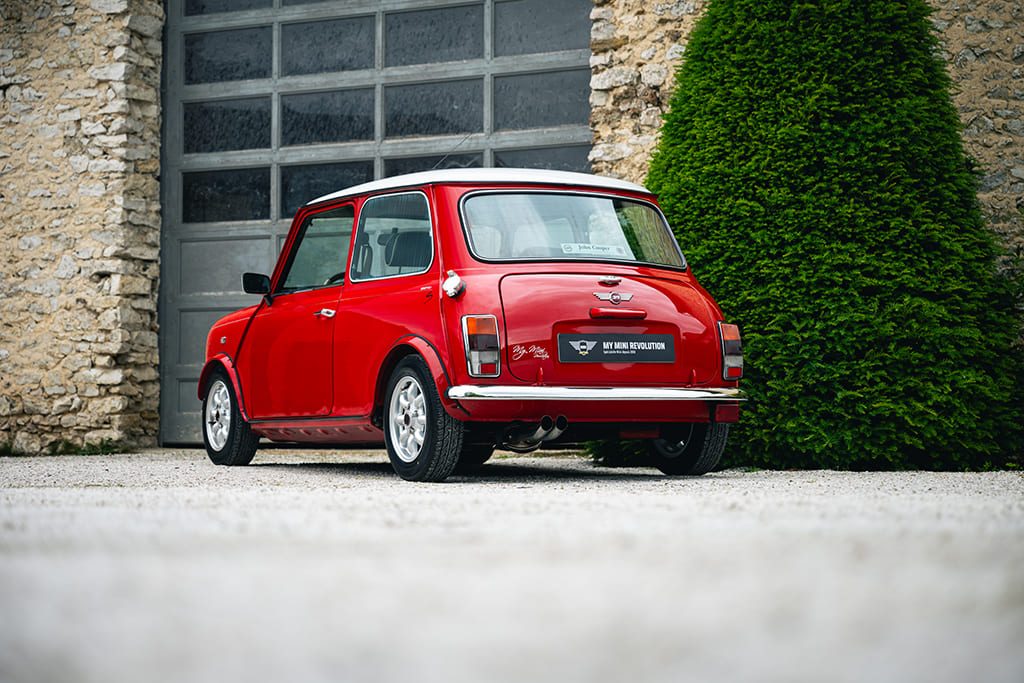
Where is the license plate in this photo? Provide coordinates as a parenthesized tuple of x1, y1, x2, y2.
(557, 334, 675, 363)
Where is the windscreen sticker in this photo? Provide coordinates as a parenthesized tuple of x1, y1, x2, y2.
(560, 243, 630, 257)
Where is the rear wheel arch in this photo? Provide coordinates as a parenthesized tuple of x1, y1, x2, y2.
(371, 337, 459, 427)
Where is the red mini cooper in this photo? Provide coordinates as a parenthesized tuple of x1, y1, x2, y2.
(199, 168, 744, 481)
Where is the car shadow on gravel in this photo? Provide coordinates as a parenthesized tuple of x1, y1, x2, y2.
(251, 459, 685, 482)
(463, 462, 671, 482)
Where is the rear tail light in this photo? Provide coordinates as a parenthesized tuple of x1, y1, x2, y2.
(462, 315, 500, 377)
(718, 322, 743, 380)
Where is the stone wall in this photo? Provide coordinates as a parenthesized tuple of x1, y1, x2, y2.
(589, 0, 704, 184)
(589, 0, 1024, 258)
(0, 0, 163, 454)
(932, 0, 1024, 258)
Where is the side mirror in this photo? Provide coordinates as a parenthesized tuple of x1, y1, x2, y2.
(242, 272, 271, 295)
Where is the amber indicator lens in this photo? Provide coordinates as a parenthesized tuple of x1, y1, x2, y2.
(718, 322, 743, 380)
(720, 323, 742, 355)
(462, 315, 500, 377)
(465, 316, 498, 348)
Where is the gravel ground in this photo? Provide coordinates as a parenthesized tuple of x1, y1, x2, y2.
(1, 449, 1022, 683)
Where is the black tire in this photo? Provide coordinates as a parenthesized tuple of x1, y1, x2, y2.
(384, 356, 464, 482)
(201, 368, 258, 466)
(455, 444, 495, 473)
(647, 424, 728, 475)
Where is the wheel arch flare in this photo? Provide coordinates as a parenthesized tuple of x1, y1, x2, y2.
(198, 354, 250, 422)
(371, 336, 463, 427)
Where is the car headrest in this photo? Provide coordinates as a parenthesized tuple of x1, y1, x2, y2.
(384, 231, 431, 268)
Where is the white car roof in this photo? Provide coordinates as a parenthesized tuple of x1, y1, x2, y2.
(307, 168, 651, 205)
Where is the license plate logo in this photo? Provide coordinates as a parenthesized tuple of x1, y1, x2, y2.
(558, 334, 675, 363)
(567, 339, 598, 356)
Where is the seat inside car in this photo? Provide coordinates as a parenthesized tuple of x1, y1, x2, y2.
(385, 231, 431, 270)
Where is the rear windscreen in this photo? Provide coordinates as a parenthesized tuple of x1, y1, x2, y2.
(461, 192, 686, 268)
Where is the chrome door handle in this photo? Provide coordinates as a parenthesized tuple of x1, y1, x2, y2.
(314, 308, 336, 318)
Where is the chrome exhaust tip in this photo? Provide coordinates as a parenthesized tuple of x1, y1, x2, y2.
(525, 415, 554, 443)
(545, 415, 568, 441)
(502, 416, 555, 451)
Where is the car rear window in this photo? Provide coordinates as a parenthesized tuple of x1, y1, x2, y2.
(460, 192, 686, 269)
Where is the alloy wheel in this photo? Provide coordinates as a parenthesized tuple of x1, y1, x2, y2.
(389, 375, 427, 463)
(205, 379, 231, 451)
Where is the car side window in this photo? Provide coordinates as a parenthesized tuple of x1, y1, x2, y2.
(278, 205, 355, 292)
(350, 192, 433, 281)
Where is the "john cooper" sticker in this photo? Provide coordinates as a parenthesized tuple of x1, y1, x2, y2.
(557, 334, 675, 363)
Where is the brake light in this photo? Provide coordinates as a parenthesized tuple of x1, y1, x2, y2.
(462, 315, 500, 377)
(719, 322, 743, 380)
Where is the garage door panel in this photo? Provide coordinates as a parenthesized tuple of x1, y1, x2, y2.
(179, 236, 273, 295)
(178, 380, 200, 414)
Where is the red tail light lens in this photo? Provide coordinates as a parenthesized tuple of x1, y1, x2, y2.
(462, 315, 500, 378)
(719, 322, 743, 380)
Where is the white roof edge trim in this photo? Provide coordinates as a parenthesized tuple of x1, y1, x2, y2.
(306, 168, 651, 206)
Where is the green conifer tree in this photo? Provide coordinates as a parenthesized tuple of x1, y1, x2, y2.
(646, 0, 1022, 468)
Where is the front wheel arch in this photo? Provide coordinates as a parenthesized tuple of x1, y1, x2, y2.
(198, 355, 250, 422)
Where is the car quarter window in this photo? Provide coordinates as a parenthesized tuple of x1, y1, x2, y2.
(350, 192, 433, 281)
(278, 204, 356, 292)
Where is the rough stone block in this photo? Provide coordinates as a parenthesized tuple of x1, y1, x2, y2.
(640, 64, 668, 87)
(54, 255, 78, 279)
(18, 236, 42, 250)
(89, 0, 129, 14)
(88, 62, 128, 82)
(57, 108, 81, 122)
(95, 134, 129, 148)
(110, 274, 150, 296)
(88, 158, 127, 173)
(79, 183, 106, 196)
(128, 14, 163, 39)
(12, 432, 43, 454)
(591, 67, 637, 90)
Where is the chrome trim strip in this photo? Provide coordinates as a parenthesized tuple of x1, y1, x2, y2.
(446, 386, 746, 401)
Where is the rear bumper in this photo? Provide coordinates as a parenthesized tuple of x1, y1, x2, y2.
(447, 385, 745, 401)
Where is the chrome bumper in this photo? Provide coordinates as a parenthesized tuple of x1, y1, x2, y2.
(447, 386, 746, 401)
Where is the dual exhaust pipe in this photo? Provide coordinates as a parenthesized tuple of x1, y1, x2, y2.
(502, 415, 569, 453)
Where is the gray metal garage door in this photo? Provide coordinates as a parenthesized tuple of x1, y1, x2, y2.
(159, 0, 594, 443)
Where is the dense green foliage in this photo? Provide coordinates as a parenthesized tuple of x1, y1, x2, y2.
(645, 0, 1022, 469)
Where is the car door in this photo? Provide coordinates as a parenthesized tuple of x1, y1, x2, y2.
(240, 204, 356, 419)
(333, 191, 440, 417)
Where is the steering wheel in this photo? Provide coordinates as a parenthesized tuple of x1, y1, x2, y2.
(323, 272, 345, 286)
